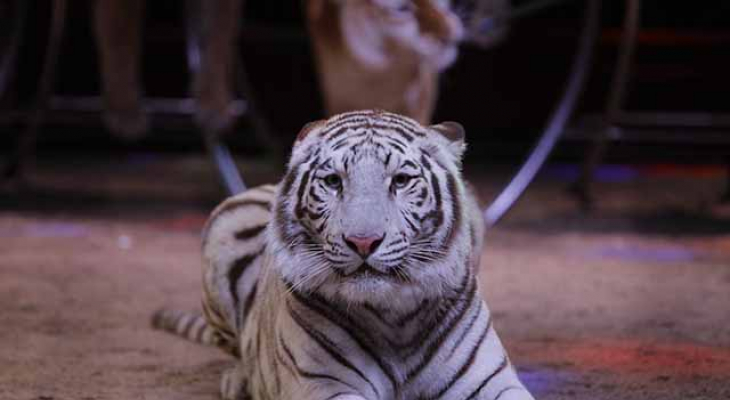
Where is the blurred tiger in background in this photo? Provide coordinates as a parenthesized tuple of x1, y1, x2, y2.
(94, 0, 512, 138)
(306, 0, 464, 124)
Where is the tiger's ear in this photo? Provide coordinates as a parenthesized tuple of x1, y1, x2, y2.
(295, 119, 326, 145)
(431, 121, 466, 161)
(340, 1, 390, 70)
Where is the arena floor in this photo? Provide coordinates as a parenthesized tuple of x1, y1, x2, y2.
(1, 154, 729, 399)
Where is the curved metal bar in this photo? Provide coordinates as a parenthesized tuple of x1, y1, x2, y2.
(572, 0, 641, 208)
(204, 135, 246, 195)
(185, 0, 246, 195)
(3, 0, 67, 181)
(483, 0, 601, 227)
(0, 0, 28, 100)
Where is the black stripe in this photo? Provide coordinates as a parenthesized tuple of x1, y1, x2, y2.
(464, 356, 509, 400)
(379, 245, 408, 258)
(421, 311, 491, 400)
(240, 282, 258, 327)
(274, 336, 298, 379)
(280, 164, 300, 199)
(294, 168, 314, 220)
(278, 334, 353, 388)
(385, 141, 405, 154)
(495, 386, 521, 399)
(215, 199, 271, 216)
(379, 116, 425, 137)
(422, 170, 445, 235)
(440, 172, 462, 253)
(308, 186, 324, 203)
(227, 251, 262, 309)
(380, 135, 409, 152)
(323, 119, 367, 140)
(234, 224, 267, 240)
(275, 163, 301, 244)
(445, 301, 485, 360)
(405, 274, 476, 378)
(323, 392, 356, 400)
(287, 302, 380, 397)
(395, 299, 430, 328)
(202, 198, 271, 248)
(323, 113, 371, 131)
(381, 114, 425, 131)
(290, 293, 396, 393)
(371, 123, 414, 142)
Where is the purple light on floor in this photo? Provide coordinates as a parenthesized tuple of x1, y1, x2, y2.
(593, 164, 640, 183)
(0, 222, 89, 238)
(518, 367, 575, 396)
(590, 246, 695, 263)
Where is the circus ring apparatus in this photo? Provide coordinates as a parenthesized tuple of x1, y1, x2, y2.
(0, 0, 612, 228)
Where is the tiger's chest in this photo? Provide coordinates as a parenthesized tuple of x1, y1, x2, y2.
(242, 287, 492, 400)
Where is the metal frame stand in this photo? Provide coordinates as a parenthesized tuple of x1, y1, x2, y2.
(569, 0, 640, 210)
(0, 0, 27, 101)
(1, 0, 253, 196)
(2, 0, 609, 222)
(569, 0, 730, 208)
(483, 0, 602, 227)
(3, 0, 66, 184)
(185, 0, 247, 195)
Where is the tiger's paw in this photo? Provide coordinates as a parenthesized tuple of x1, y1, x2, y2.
(220, 365, 250, 400)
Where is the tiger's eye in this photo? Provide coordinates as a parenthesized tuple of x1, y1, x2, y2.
(323, 174, 342, 190)
(392, 173, 412, 189)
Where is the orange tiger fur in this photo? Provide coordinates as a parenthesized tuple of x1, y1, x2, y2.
(306, 0, 464, 124)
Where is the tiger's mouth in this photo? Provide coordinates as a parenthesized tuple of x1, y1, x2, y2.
(334, 263, 396, 280)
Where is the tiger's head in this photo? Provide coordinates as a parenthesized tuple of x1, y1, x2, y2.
(336, 0, 464, 71)
(270, 110, 474, 307)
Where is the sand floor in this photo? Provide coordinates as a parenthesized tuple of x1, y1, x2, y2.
(1, 156, 729, 399)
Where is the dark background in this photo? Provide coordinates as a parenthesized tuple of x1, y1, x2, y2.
(1, 0, 729, 166)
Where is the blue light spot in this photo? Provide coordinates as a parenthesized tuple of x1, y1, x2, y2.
(518, 366, 576, 396)
(590, 246, 695, 263)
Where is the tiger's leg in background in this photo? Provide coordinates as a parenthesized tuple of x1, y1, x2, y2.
(93, 0, 148, 140)
(193, 0, 242, 135)
(406, 65, 439, 125)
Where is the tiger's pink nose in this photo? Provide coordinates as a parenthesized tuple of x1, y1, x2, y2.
(344, 234, 384, 258)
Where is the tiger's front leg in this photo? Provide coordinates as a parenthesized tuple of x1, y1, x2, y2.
(279, 382, 369, 400)
(491, 388, 534, 400)
(471, 380, 535, 400)
(220, 363, 250, 400)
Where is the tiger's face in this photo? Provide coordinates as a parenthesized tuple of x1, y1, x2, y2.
(339, 0, 464, 71)
(271, 110, 471, 306)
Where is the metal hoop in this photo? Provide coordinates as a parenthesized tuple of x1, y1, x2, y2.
(3, 0, 67, 182)
(483, 0, 602, 227)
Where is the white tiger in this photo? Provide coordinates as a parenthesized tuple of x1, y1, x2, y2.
(153, 110, 534, 400)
